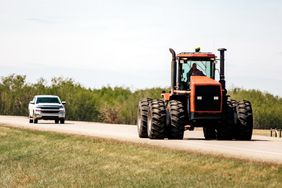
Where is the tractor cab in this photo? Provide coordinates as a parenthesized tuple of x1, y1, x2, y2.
(176, 49, 217, 90)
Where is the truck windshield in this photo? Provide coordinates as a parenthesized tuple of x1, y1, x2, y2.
(180, 60, 213, 82)
(36, 97, 60, 104)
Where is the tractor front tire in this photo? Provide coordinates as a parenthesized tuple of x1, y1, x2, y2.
(167, 100, 185, 139)
(147, 99, 166, 139)
(235, 100, 253, 140)
(217, 101, 236, 140)
(203, 126, 216, 140)
(137, 98, 151, 138)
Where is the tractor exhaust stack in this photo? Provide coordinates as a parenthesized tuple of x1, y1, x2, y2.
(218, 48, 227, 90)
(169, 48, 177, 91)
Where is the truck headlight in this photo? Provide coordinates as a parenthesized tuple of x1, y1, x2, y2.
(34, 108, 41, 114)
(35, 108, 41, 112)
(197, 96, 202, 100)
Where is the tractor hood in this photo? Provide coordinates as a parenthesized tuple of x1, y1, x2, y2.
(190, 76, 222, 113)
(190, 76, 221, 87)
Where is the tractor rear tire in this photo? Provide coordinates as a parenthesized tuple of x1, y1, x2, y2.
(167, 100, 185, 139)
(217, 101, 236, 140)
(147, 99, 166, 139)
(230, 99, 238, 107)
(203, 126, 216, 140)
(137, 98, 151, 138)
(235, 100, 253, 140)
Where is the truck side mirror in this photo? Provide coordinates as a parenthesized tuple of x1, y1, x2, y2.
(29, 101, 34, 104)
(62, 101, 66, 105)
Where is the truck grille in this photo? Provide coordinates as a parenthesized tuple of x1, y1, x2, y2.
(40, 106, 60, 109)
(194, 86, 221, 111)
(41, 110, 60, 113)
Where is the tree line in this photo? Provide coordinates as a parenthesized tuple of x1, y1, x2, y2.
(0, 74, 281, 129)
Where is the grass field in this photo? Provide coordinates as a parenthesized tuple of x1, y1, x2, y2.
(0, 126, 282, 187)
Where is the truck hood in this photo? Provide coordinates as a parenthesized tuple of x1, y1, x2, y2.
(35, 103, 64, 108)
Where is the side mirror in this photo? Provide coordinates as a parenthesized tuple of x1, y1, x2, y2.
(62, 101, 66, 105)
(29, 101, 34, 104)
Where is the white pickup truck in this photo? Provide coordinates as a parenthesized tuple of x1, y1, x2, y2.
(28, 95, 66, 124)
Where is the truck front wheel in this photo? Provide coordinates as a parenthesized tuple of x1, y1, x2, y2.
(33, 119, 38, 124)
(29, 116, 33, 123)
(60, 118, 65, 124)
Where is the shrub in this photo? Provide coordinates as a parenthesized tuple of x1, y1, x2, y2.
(0, 75, 281, 129)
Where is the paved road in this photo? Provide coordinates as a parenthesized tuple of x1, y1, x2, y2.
(1, 115, 282, 164)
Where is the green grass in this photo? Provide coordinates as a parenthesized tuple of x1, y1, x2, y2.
(0, 126, 282, 187)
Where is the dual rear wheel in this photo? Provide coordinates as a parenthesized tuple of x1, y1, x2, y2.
(203, 100, 253, 140)
(137, 99, 185, 139)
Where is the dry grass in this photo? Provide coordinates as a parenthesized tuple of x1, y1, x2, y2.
(253, 129, 271, 136)
(0, 126, 282, 187)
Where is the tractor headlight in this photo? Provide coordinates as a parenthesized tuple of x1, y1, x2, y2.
(214, 96, 219, 100)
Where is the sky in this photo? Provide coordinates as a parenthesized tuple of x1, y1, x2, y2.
(1, 0, 282, 96)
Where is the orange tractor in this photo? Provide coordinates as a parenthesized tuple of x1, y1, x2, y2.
(137, 48, 253, 140)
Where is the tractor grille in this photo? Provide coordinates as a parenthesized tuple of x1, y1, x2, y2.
(194, 85, 221, 111)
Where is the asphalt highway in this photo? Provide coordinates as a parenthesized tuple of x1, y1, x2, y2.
(1, 115, 282, 164)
